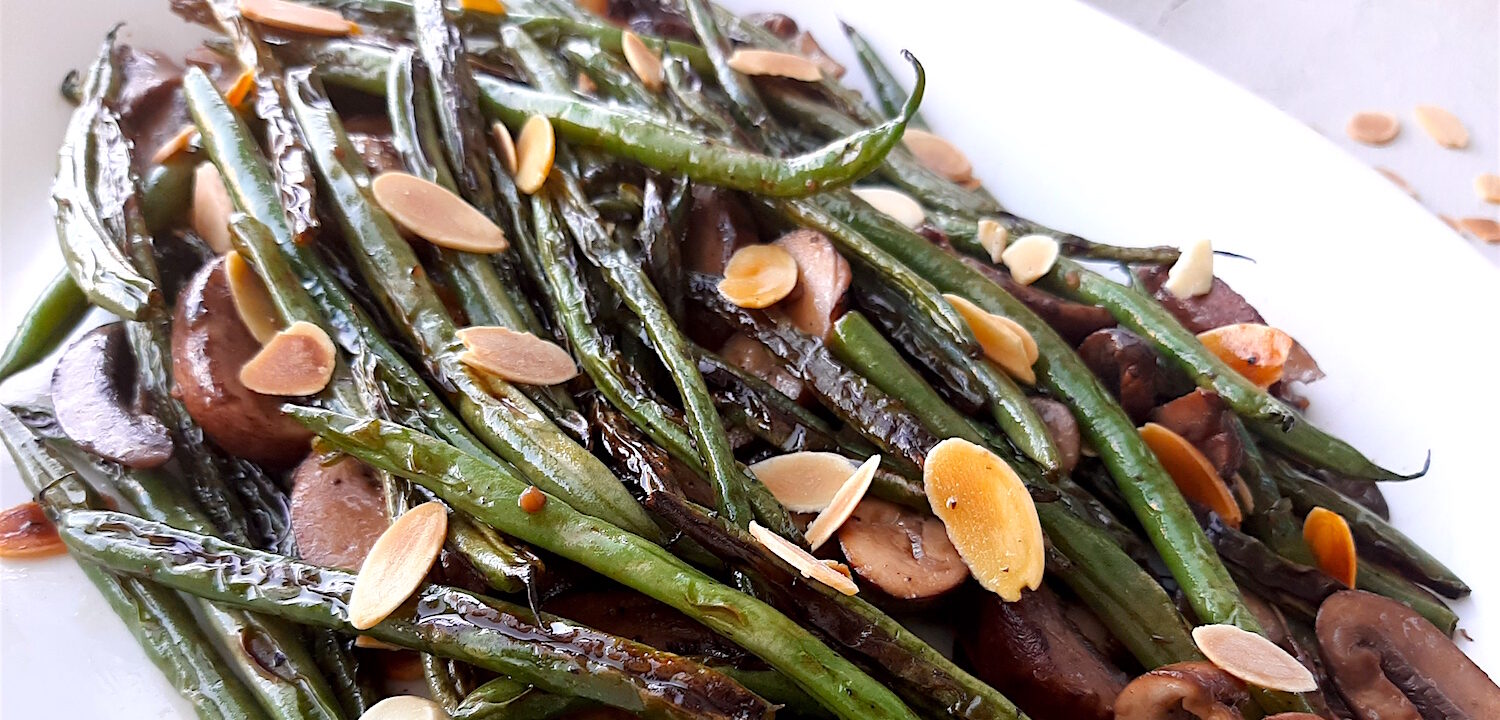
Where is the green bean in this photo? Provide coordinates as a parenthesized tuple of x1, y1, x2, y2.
(0, 270, 90, 382)
(1357, 562, 1458, 636)
(453, 678, 589, 720)
(514, 15, 714, 73)
(840, 22, 926, 129)
(559, 38, 661, 110)
(681, 0, 786, 147)
(140, 153, 198, 234)
(829, 311, 986, 443)
(308, 630, 376, 718)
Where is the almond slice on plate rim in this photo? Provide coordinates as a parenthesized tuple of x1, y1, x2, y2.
(851, 186, 925, 228)
(192, 161, 236, 254)
(748, 451, 864, 512)
(514, 115, 555, 195)
(726, 49, 822, 82)
(490, 122, 518, 176)
(1477, 174, 1500, 204)
(924, 438, 1044, 602)
(804, 455, 881, 551)
(943, 294, 1037, 384)
(457, 326, 579, 386)
(977, 217, 1009, 262)
(620, 31, 664, 93)
(358, 694, 449, 720)
(225, 251, 282, 344)
(718, 244, 799, 309)
(749, 521, 859, 595)
(1344, 110, 1399, 145)
(238, 0, 360, 36)
(371, 172, 507, 254)
(999, 234, 1059, 286)
(1162, 238, 1214, 298)
(239, 321, 337, 396)
(902, 128, 973, 183)
(1191, 624, 1319, 693)
(1413, 104, 1469, 149)
(1460, 217, 1500, 243)
(1375, 167, 1417, 198)
(348, 501, 448, 630)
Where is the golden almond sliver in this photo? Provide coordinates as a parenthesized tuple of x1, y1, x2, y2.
(620, 31, 663, 93)
(371, 172, 507, 254)
(348, 502, 448, 631)
(359, 695, 448, 720)
(748, 521, 859, 596)
(225, 71, 256, 108)
(977, 217, 1009, 262)
(457, 326, 579, 385)
(718, 244, 799, 309)
(238, 0, 359, 36)
(902, 129, 973, 183)
(1474, 173, 1500, 204)
(726, 49, 822, 82)
(239, 321, 336, 396)
(192, 162, 235, 254)
(224, 251, 282, 344)
(923, 438, 1044, 602)
(459, 0, 506, 15)
(575, 72, 598, 95)
(851, 187, 925, 228)
(1375, 167, 1417, 198)
(1459, 217, 1500, 244)
(514, 115, 555, 195)
(804, 455, 880, 551)
(1162, 238, 1214, 299)
(1413, 104, 1469, 149)
(490, 122, 518, 176)
(944, 294, 1036, 384)
(152, 125, 198, 165)
(999, 234, 1058, 286)
(748, 451, 861, 512)
(1344, 110, 1399, 145)
(577, 0, 608, 16)
(352, 636, 404, 651)
(1192, 624, 1319, 693)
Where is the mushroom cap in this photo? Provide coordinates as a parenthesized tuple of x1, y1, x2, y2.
(1114, 661, 1251, 720)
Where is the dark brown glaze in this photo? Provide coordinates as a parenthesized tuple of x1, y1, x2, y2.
(837, 498, 967, 601)
(51, 323, 174, 469)
(1078, 328, 1163, 423)
(1151, 389, 1243, 481)
(1114, 661, 1253, 720)
(956, 255, 1115, 344)
(545, 588, 755, 666)
(1028, 397, 1081, 475)
(1318, 590, 1500, 720)
(591, 399, 714, 507)
(685, 187, 760, 275)
(171, 257, 312, 467)
(961, 586, 1127, 720)
(289, 454, 387, 571)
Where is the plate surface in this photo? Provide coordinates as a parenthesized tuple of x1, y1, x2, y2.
(1, 0, 1494, 716)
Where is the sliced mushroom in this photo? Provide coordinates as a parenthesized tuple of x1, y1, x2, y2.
(51, 323, 174, 469)
(957, 255, 1115, 344)
(719, 333, 804, 402)
(1078, 328, 1163, 423)
(172, 256, 313, 467)
(1317, 590, 1500, 720)
(686, 186, 760, 275)
(1028, 397, 1080, 475)
(290, 454, 388, 570)
(1150, 389, 1243, 481)
(836, 497, 967, 601)
(1114, 661, 1253, 720)
(772, 229, 851, 339)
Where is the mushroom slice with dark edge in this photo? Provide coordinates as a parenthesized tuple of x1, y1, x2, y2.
(1028, 397, 1081, 474)
(685, 186, 760, 275)
(837, 497, 967, 601)
(290, 453, 389, 571)
(1114, 661, 1254, 720)
(1077, 328, 1162, 423)
(1317, 589, 1500, 719)
(773, 229, 852, 339)
(1150, 388, 1243, 481)
(51, 322, 174, 469)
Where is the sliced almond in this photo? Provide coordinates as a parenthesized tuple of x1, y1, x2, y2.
(352, 636, 404, 651)
(358, 694, 449, 720)
(1413, 104, 1469, 149)
(1439, 215, 1462, 233)
(1192, 624, 1319, 692)
(804, 455, 880, 551)
(490, 122, 518, 176)
(575, 71, 598, 95)
(748, 521, 859, 596)
(620, 31, 663, 93)
(192, 162, 236, 254)
(0, 501, 66, 559)
(977, 217, 1009, 262)
(1196, 323, 1294, 389)
(238, 0, 359, 36)
(944, 293, 1037, 384)
(348, 502, 448, 630)
(1344, 111, 1400, 145)
(924, 438, 1043, 602)
(239, 321, 337, 396)
(224, 251, 282, 344)
(225, 71, 256, 108)
(459, 0, 506, 14)
(902, 128, 973, 182)
(718, 244, 798, 309)
(577, 0, 608, 16)
(514, 115, 555, 195)
(456, 326, 579, 386)
(1459, 217, 1500, 243)
(999, 234, 1059, 286)
(371, 172, 507, 254)
(152, 125, 198, 165)
(748, 451, 862, 512)
(1375, 167, 1417, 198)
(851, 186, 925, 228)
(1140, 422, 1242, 528)
(726, 49, 822, 82)
(1162, 238, 1214, 299)
(1303, 506, 1357, 587)
(1475, 173, 1500, 204)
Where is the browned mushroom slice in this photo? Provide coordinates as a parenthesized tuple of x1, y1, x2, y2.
(290, 454, 388, 571)
(1078, 328, 1162, 423)
(772, 229, 851, 339)
(51, 323, 174, 469)
(1151, 389, 1243, 481)
(718, 333, 804, 402)
(1317, 590, 1500, 720)
(172, 256, 313, 468)
(955, 254, 1115, 343)
(1028, 397, 1080, 475)
(685, 186, 760, 275)
(961, 586, 1127, 720)
(1114, 661, 1253, 720)
(836, 497, 967, 601)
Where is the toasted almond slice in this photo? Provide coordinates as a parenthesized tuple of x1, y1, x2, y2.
(1475, 174, 1500, 204)
(348, 502, 448, 630)
(1192, 624, 1319, 692)
(238, 0, 359, 36)
(748, 451, 862, 512)
(726, 49, 822, 82)
(239, 321, 337, 396)
(924, 438, 1044, 602)
(371, 172, 507, 254)
(1162, 238, 1214, 299)
(1375, 167, 1417, 198)
(959, 176, 983, 190)
(748, 521, 859, 595)
(621, 31, 664, 93)
(1196, 323, 1294, 389)
(456, 326, 579, 386)
(1303, 507, 1357, 587)
(1140, 423, 1242, 528)
(514, 115, 555, 195)
(999, 234, 1059, 286)
(804, 455, 880, 551)
(0, 501, 66, 559)
(577, 0, 608, 16)
(358, 694, 449, 720)
(490, 122, 518, 176)
(977, 217, 1009, 262)
(152, 125, 198, 165)
(192, 162, 235, 254)
(1413, 105, 1469, 149)
(1460, 217, 1500, 243)
(575, 72, 598, 95)
(352, 636, 404, 651)
(718, 244, 799, 309)
(225, 71, 256, 108)
(460, 0, 505, 14)
(902, 128, 973, 182)
(851, 186, 925, 228)
(1344, 111, 1400, 145)
(225, 251, 282, 344)
(944, 294, 1036, 384)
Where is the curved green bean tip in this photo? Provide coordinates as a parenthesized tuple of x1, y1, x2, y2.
(896, 51, 925, 121)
